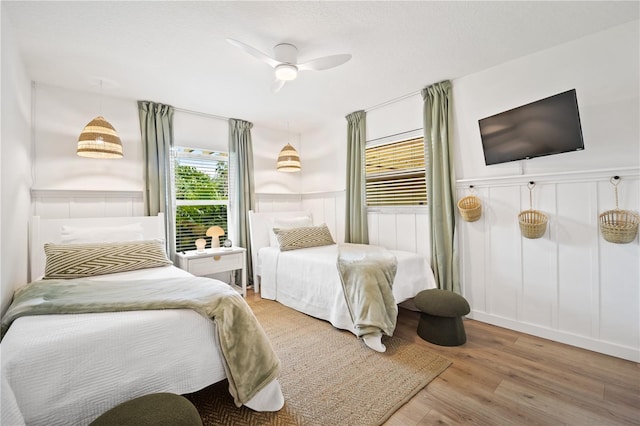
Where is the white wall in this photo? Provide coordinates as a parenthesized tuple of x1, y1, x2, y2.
(253, 125, 302, 194)
(33, 84, 143, 191)
(31, 84, 300, 197)
(173, 110, 227, 151)
(298, 95, 424, 195)
(457, 170, 639, 361)
(300, 121, 346, 193)
(1, 10, 32, 315)
(454, 21, 640, 361)
(367, 94, 422, 142)
(454, 20, 639, 180)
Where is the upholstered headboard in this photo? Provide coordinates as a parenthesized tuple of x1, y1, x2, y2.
(247, 210, 312, 287)
(29, 213, 165, 281)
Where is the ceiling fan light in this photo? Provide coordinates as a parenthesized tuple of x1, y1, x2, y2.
(277, 143, 301, 172)
(275, 64, 298, 81)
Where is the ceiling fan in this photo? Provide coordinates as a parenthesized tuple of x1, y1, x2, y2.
(226, 38, 352, 93)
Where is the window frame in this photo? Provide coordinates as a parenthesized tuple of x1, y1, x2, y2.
(365, 129, 427, 212)
(171, 147, 229, 253)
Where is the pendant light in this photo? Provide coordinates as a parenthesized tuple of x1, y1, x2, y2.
(276, 122, 301, 172)
(77, 80, 123, 159)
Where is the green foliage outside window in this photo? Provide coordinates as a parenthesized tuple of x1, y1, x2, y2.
(175, 161, 228, 253)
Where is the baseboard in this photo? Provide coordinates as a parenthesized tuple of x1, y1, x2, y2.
(467, 310, 639, 363)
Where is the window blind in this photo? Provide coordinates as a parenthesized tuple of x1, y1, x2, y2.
(172, 147, 229, 252)
(365, 137, 427, 206)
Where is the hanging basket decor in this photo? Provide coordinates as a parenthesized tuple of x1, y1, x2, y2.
(519, 209, 548, 239)
(458, 186, 482, 222)
(518, 182, 548, 239)
(599, 176, 639, 244)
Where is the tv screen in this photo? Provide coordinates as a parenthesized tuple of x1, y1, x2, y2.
(478, 89, 584, 165)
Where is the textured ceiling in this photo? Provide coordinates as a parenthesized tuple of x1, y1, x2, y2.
(3, 1, 638, 134)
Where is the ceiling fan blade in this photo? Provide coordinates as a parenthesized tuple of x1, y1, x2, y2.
(226, 38, 280, 68)
(297, 54, 352, 71)
(271, 79, 286, 94)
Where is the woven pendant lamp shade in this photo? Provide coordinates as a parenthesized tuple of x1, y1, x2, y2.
(77, 116, 123, 159)
(277, 143, 301, 172)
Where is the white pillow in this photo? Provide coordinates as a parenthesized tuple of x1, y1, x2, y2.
(61, 223, 144, 244)
(268, 216, 313, 247)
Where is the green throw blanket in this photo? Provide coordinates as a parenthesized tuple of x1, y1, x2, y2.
(337, 243, 398, 338)
(0, 277, 280, 407)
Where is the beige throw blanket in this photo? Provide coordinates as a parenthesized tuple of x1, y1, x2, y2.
(337, 243, 398, 338)
(0, 277, 280, 407)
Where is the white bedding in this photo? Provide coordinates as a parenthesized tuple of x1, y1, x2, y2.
(1, 265, 281, 426)
(259, 244, 436, 335)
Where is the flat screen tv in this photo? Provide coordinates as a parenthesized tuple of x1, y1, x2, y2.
(478, 89, 584, 165)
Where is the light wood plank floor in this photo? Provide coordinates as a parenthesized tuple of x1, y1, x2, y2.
(247, 290, 639, 426)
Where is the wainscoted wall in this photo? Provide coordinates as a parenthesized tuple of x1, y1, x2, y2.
(32, 171, 639, 363)
(457, 167, 640, 362)
(254, 193, 303, 215)
(255, 191, 346, 243)
(368, 207, 429, 258)
(255, 191, 429, 258)
(32, 190, 144, 219)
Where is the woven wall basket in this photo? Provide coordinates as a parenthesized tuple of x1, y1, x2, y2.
(599, 209, 639, 244)
(599, 176, 639, 244)
(519, 182, 547, 239)
(457, 195, 482, 222)
(518, 209, 548, 239)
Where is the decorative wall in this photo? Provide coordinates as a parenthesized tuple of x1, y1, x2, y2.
(457, 168, 640, 362)
(256, 191, 429, 257)
(32, 190, 144, 219)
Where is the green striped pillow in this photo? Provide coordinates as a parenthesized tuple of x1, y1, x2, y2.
(44, 239, 172, 279)
(273, 224, 335, 251)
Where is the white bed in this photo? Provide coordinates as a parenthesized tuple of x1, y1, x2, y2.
(248, 210, 436, 337)
(1, 214, 283, 426)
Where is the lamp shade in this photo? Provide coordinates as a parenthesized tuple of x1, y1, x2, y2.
(77, 116, 123, 159)
(277, 143, 301, 172)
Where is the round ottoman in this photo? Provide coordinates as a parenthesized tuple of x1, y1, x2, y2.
(414, 289, 470, 346)
(90, 393, 203, 426)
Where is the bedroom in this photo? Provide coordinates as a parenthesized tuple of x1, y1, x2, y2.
(1, 1, 639, 425)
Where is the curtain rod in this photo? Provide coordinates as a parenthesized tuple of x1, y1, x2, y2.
(175, 89, 421, 120)
(175, 88, 421, 120)
(364, 89, 421, 113)
(173, 106, 229, 122)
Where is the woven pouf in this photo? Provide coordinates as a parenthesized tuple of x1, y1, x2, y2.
(414, 289, 471, 346)
(90, 393, 203, 426)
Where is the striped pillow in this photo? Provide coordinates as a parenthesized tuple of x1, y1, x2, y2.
(273, 224, 335, 251)
(44, 240, 172, 279)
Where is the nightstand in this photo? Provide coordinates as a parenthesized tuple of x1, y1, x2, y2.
(176, 247, 247, 297)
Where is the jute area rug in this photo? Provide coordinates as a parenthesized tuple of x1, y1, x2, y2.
(185, 299, 451, 426)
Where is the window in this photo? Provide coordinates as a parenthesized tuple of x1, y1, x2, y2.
(172, 147, 229, 252)
(365, 136, 427, 207)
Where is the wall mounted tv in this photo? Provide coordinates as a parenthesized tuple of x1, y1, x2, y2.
(478, 89, 584, 165)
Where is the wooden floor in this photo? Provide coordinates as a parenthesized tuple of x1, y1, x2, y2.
(246, 290, 640, 426)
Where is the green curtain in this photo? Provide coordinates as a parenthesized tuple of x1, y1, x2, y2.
(345, 110, 369, 244)
(422, 81, 459, 293)
(228, 118, 256, 288)
(138, 101, 175, 260)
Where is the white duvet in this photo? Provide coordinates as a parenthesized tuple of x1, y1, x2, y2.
(259, 244, 436, 335)
(0, 266, 281, 426)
